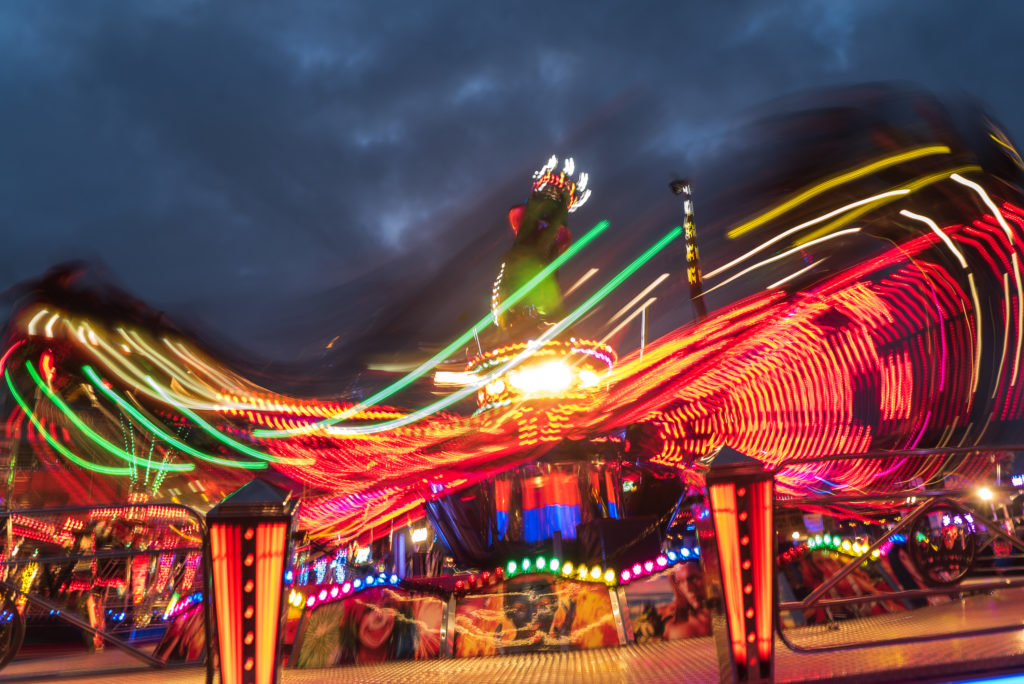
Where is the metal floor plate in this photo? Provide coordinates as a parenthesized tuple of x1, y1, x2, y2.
(14, 588, 1024, 684)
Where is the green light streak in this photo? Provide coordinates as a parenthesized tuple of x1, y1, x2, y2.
(83, 366, 267, 471)
(143, 376, 307, 464)
(310, 226, 683, 436)
(559, 226, 684, 330)
(5, 371, 132, 476)
(24, 362, 193, 472)
(254, 219, 611, 438)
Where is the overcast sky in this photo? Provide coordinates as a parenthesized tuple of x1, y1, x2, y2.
(3, 1, 1024, 364)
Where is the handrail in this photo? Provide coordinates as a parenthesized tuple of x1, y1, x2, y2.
(795, 498, 936, 609)
(776, 475, 1024, 653)
(781, 577, 1024, 611)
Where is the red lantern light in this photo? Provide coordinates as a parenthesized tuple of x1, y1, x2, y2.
(698, 447, 776, 684)
(208, 479, 297, 684)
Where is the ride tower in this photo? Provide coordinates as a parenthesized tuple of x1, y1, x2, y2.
(424, 157, 676, 573)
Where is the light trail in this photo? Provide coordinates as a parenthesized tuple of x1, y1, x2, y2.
(795, 165, 981, 245)
(727, 145, 950, 239)
(564, 268, 600, 297)
(702, 228, 861, 297)
(313, 226, 684, 437)
(601, 297, 657, 343)
(766, 259, 825, 290)
(254, 220, 612, 438)
(706, 191, 909, 279)
(899, 210, 968, 269)
(145, 378, 314, 465)
(5, 371, 133, 476)
(84, 366, 268, 470)
(607, 273, 670, 325)
(23, 361, 194, 473)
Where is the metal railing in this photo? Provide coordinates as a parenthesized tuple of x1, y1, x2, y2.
(772, 448, 1024, 653)
(0, 502, 213, 678)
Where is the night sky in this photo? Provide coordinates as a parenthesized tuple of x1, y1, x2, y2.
(4, 2, 1024, 370)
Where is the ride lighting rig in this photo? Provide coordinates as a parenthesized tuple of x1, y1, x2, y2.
(467, 338, 615, 411)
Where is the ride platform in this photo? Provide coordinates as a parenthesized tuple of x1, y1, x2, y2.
(7, 585, 1024, 684)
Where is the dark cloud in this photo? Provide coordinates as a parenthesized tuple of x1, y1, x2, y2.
(3, 1, 1024, 363)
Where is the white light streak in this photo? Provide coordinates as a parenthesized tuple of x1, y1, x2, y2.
(952, 173, 1024, 386)
(951, 174, 1015, 243)
(1013, 254, 1023, 386)
(608, 273, 670, 324)
(899, 210, 967, 269)
(26, 309, 48, 336)
(564, 268, 599, 297)
(601, 297, 657, 344)
(702, 228, 861, 296)
(994, 273, 1011, 398)
(968, 271, 983, 398)
(44, 313, 60, 339)
(705, 191, 909, 279)
(766, 259, 825, 290)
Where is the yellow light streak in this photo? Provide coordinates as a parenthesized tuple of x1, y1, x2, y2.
(794, 165, 982, 246)
(727, 145, 951, 239)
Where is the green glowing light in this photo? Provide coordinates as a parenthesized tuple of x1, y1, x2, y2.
(276, 226, 684, 437)
(143, 376, 302, 464)
(557, 227, 683, 332)
(254, 220, 611, 438)
(84, 366, 267, 471)
(23, 362, 193, 473)
(5, 371, 132, 476)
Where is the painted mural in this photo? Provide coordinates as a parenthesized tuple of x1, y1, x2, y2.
(623, 561, 711, 642)
(293, 586, 444, 668)
(453, 573, 619, 657)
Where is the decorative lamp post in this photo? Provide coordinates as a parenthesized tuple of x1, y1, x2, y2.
(207, 479, 297, 684)
(693, 447, 776, 684)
